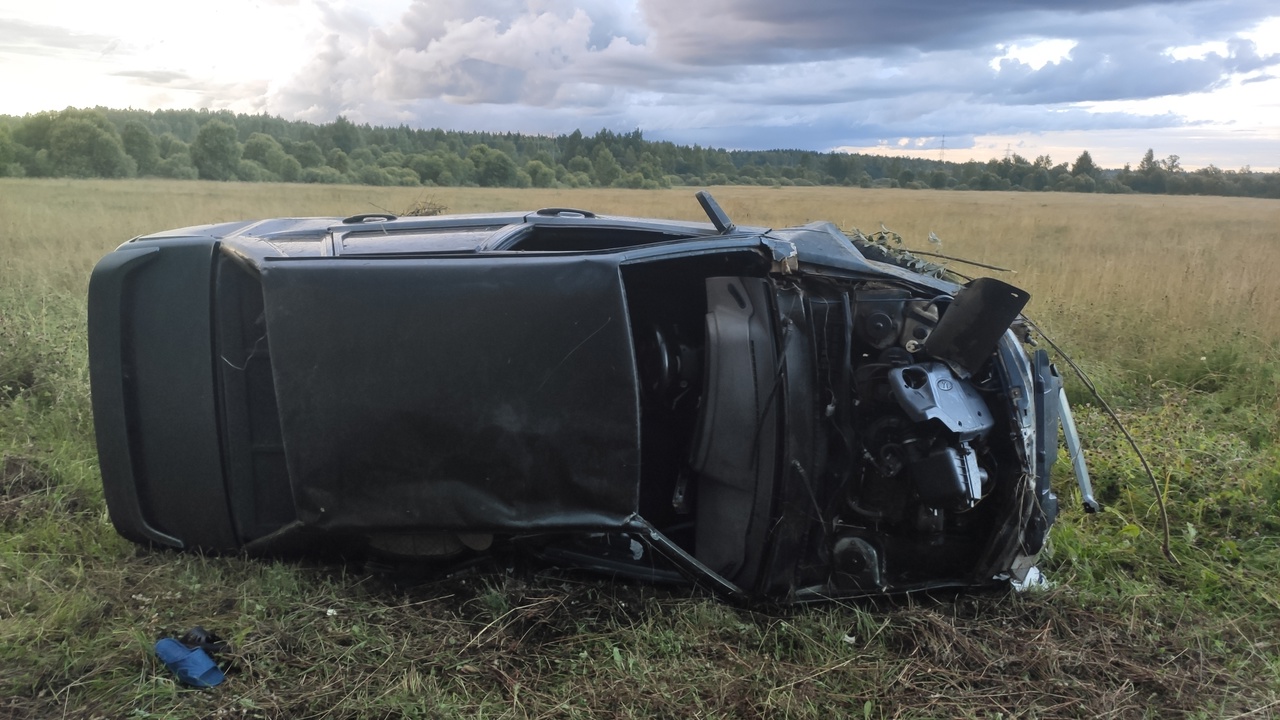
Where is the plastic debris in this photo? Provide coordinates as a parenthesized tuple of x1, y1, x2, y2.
(154, 626, 229, 688)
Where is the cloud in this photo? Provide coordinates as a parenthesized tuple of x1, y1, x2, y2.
(111, 69, 191, 85)
(372, 9, 597, 104)
(0, 18, 117, 56)
(272, 0, 676, 123)
(988, 37, 1280, 104)
(28, 0, 1201, 163)
(0, 0, 1273, 169)
(637, 0, 1277, 64)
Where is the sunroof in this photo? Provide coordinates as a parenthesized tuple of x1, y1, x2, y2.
(338, 226, 505, 255)
(507, 226, 697, 252)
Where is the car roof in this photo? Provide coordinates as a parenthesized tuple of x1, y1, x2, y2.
(125, 206, 962, 294)
(129, 209, 756, 260)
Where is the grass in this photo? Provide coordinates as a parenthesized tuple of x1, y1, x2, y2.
(2, 178, 1279, 718)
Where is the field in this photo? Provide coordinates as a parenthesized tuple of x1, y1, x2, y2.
(2, 178, 1279, 718)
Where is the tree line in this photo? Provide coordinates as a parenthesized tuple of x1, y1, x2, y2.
(0, 107, 1276, 199)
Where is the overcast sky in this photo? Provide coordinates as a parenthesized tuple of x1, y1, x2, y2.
(1, 0, 1278, 169)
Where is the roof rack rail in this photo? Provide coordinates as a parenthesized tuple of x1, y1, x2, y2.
(535, 208, 596, 218)
(342, 213, 398, 224)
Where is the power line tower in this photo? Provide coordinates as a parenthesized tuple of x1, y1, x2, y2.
(938, 135, 946, 163)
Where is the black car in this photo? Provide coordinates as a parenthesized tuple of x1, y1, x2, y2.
(88, 192, 1092, 602)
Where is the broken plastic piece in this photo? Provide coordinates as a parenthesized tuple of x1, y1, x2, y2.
(1059, 387, 1101, 513)
(178, 625, 230, 655)
(695, 190, 735, 234)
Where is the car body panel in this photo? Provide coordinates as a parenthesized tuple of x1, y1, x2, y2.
(259, 254, 642, 533)
(88, 238, 234, 548)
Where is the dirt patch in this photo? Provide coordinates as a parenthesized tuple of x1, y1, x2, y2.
(0, 455, 54, 525)
(872, 592, 1232, 718)
(0, 454, 91, 524)
(0, 366, 35, 404)
(1, 455, 53, 498)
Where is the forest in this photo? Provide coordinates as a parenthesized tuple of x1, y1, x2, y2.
(1, 106, 1277, 198)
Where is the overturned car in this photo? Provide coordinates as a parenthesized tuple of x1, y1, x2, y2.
(88, 192, 1094, 602)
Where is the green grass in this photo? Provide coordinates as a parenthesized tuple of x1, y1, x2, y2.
(2, 178, 1279, 718)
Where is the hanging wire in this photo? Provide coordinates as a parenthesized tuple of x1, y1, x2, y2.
(1020, 316, 1178, 565)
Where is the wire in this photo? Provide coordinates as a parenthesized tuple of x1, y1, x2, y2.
(1020, 316, 1178, 565)
(902, 249, 1017, 274)
(220, 334, 266, 372)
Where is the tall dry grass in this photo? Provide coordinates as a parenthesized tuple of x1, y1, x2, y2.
(5, 179, 1277, 362)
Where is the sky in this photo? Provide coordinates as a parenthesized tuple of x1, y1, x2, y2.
(1, 0, 1278, 170)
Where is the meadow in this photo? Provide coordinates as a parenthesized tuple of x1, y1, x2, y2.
(2, 178, 1279, 718)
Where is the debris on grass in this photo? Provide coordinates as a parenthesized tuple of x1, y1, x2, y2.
(402, 194, 448, 217)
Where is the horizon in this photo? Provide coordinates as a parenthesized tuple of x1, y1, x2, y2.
(2, 1, 1277, 172)
(3, 104, 1273, 175)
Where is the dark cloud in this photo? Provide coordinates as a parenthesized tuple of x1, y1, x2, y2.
(638, 0, 1275, 64)
(640, 95, 1184, 152)
(260, 0, 1279, 155)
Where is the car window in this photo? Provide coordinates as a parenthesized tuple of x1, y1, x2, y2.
(506, 226, 698, 252)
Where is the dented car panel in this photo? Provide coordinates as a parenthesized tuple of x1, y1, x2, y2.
(88, 193, 1076, 602)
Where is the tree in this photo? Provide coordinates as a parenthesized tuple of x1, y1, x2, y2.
(825, 153, 853, 182)
(156, 133, 188, 159)
(407, 154, 445, 184)
(289, 140, 325, 168)
(0, 125, 15, 168)
(616, 171, 645, 188)
(240, 132, 301, 181)
(561, 129, 585, 164)
(190, 119, 241, 181)
(268, 153, 302, 182)
(121, 121, 160, 175)
(241, 133, 284, 166)
(326, 148, 350, 173)
(47, 116, 133, 178)
(155, 154, 198, 180)
(1129, 148, 1168, 194)
(467, 144, 517, 187)
(1138, 148, 1159, 175)
(236, 159, 275, 182)
(13, 112, 56, 153)
(300, 166, 345, 184)
(1070, 150, 1098, 178)
(323, 116, 362, 153)
(1028, 168, 1051, 191)
(524, 160, 556, 188)
(591, 146, 622, 186)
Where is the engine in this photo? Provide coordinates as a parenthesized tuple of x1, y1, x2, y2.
(825, 284, 1020, 593)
